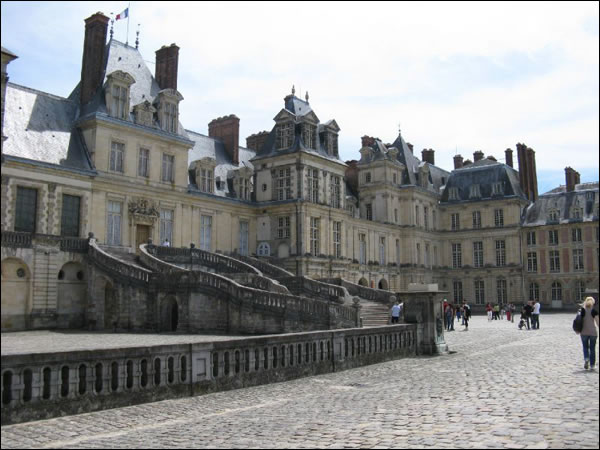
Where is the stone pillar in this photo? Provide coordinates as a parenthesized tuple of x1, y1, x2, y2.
(398, 284, 448, 355)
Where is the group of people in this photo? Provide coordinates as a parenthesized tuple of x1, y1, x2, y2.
(443, 300, 472, 331)
(517, 300, 541, 330)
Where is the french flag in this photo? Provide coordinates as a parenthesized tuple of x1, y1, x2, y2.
(116, 8, 128, 21)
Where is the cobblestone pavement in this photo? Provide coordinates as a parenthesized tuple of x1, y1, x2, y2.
(2, 314, 599, 449)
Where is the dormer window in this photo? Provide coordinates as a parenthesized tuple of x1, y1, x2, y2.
(572, 207, 583, 219)
(201, 169, 213, 193)
(302, 122, 317, 149)
(276, 122, 294, 150)
(549, 209, 559, 222)
(194, 158, 216, 194)
(164, 102, 178, 133)
(448, 187, 459, 201)
(469, 184, 481, 199)
(326, 132, 338, 156)
(105, 70, 135, 120)
(156, 89, 183, 134)
(492, 182, 504, 196)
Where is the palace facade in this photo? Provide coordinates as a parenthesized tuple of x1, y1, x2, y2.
(1, 12, 598, 331)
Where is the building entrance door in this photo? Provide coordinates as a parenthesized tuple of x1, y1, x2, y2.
(135, 225, 151, 252)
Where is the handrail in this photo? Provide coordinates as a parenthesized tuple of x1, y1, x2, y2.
(231, 253, 295, 279)
(88, 240, 152, 283)
(151, 245, 261, 275)
(319, 278, 395, 305)
(1, 231, 32, 248)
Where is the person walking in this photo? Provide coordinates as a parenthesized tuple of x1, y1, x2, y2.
(523, 302, 533, 330)
(445, 302, 453, 331)
(390, 301, 401, 324)
(506, 303, 512, 322)
(456, 304, 462, 326)
(486, 303, 493, 321)
(493, 304, 500, 320)
(463, 302, 471, 330)
(532, 299, 541, 329)
(510, 303, 516, 323)
(576, 297, 599, 370)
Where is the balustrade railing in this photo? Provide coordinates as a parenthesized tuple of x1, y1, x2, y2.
(89, 241, 152, 283)
(320, 278, 395, 305)
(232, 253, 294, 279)
(1, 231, 32, 248)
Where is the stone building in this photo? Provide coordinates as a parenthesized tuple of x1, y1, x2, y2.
(1, 12, 598, 331)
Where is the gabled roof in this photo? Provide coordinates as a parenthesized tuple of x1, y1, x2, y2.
(284, 94, 313, 118)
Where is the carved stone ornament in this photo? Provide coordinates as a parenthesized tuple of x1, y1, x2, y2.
(128, 198, 160, 222)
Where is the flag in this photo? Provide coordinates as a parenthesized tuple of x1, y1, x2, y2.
(116, 8, 129, 21)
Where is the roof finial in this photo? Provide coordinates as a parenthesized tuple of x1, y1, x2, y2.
(109, 13, 115, 40)
(292, 85, 295, 96)
(135, 24, 140, 49)
(398, 121, 401, 135)
(305, 91, 309, 103)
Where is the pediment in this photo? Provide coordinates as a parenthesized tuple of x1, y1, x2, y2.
(273, 109, 296, 122)
(157, 88, 184, 102)
(106, 70, 136, 86)
(301, 110, 320, 124)
(325, 119, 340, 132)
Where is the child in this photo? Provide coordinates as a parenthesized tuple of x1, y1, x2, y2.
(518, 314, 526, 330)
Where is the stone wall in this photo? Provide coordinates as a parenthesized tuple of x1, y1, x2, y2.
(1, 324, 417, 425)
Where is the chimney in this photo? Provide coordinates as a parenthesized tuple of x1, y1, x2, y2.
(453, 154, 464, 169)
(517, 143, 538, 202)
(345, 160, 359, 194)
(473, 150, 484, 162)
(246, 131, 269, 152)
(505, 148, 513, 168)
(209, 115, 240, 165)
(361, 135, 375, 148)
(421, 148, 435, 165)
(565, 167, 580, 192)
(155, 43, 180, 90)
(80, 12, 109, 106)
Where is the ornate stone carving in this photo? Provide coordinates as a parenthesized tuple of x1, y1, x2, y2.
(128, 198, 159, 223)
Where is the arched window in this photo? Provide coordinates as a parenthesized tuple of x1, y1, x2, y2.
(257, 242, 271, 257)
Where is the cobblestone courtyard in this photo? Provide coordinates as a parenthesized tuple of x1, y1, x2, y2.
(1, 313, 599, 449)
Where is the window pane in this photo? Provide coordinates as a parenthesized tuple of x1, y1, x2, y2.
(15, 187, 37, 232)
(61, 194, 81, 237)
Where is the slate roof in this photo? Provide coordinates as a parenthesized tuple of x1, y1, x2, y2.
(186, 130, 255, 198)
(523, 182, 599, 226)
(440, 157, 527, 203)
(3, 83, 93, 171)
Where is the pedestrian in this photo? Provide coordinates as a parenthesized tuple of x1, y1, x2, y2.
(456, 304, 462, 325)
(486, 303, 493, 321)
(500, 305, 506, 320)
(577, 297, 599, 370)
(450, 304, 455, 331)
(162, 238, 170, 247)
(506, 303, 512, 322)
(493, 304, 500, 320)
(390, 301, 401, 324)
(463, 302, 471, 330)
(445, 302, 453, 331)
(510, 303, 516, 323)
(532, 299, 541, 329)
(523, 302, 533, 330)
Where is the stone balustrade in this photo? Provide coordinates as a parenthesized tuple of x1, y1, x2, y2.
(1, 324, 416, 425)
(89, 240, 152, 284)
(230, 253, 294, 279)
(1, 231, 33, 248)
(1, 231, 88, 253)
(320, 278, 395, 305)
(278, 277, 349, 304)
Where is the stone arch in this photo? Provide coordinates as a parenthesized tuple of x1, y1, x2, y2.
(160, 296, 179, 332)
(57, 261, 87, 328)
(1, 258, 32, 331)
(378, 278, 389, 290)
(277, 242, 290, 259)
(358, 277, 369, 287)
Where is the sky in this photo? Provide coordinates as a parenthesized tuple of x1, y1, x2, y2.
(2, 1, 598, 194)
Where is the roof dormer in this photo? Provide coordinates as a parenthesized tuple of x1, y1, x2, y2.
(105, 70, 135, 120)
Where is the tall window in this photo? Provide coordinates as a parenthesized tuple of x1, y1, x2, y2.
(276, 122, 294, 149)
(575, 281, 586, 302)
(239, 221, 249, 256)
(452, 243, 462, 268)
(106, 201, 122, 245)
(276, 168, 292, 201)
(572, 228, 582, 243)
(496, 278, 507, 304)
(160, 209, 173, 244)
(359, 233, 366, 265)
(469, 184, 481, 199)
(527, 231, 536, 246)
(495, 240, 506, 267)
(15, 186, 37, 233)
(453, 281, 464, 303)
(366, 204, 373, 221)
(432, 210, 436, 230)
(494, 209, 504, 227)
(112, 85, 127, 119)
(200, 215, 212, 251)
(331, 176, 341, 208)
(138, 148, 149, 178)
(61, 194, 81, 237)
(548, 230, 559, 245)
(491, 182, 504, 196)
(302, 123, 317, 149)
(307, 169, 319, 203)
(326, 133, 338, 156)
(473, 241, 484, 268)
(333, 222, 342, 258)
(379, 237, 386, 265)
(425, 244, 430, 268)
(527, 252, 538, 272)
(394, 209, 398, 224)
(424, 207, 429, 230)
(310, 217, 320, 256)
(110, 141, 124, 173)
(472, 211, 481, 229)
(396, 239, 401, 265)
(161, 154, 174, 183)
(448, 187, 459, 200)
(164, 102, 177, 133)
(451, 213, 460, 231)
(529, 282, 540, 301)
(416, 243, 421, 265)
(365, 172, 372, 184)
(573, 248, 584, 271)
(277, 217, 291, 239)
(549, 250, 560, 272)
(200, 169, 214, 193)
(474, 280, 485, 305)
(551, 281, 562, 301)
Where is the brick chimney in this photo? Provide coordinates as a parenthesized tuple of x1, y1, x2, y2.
(473, 150, 484, 162)
(505, 148, 513, 168)
(209, 115, 240, 165)
(516, 143, 538, 202)
(361, 135, 375, 148)
(246, 131, 269, 152)
(565, 167, 580, 192)
(155, 44, 180, 90)
(80, 12, 109, 106)
(345, 160, 359, 194)
(453, 154, 464, 169)
(421, 148, 435, 165)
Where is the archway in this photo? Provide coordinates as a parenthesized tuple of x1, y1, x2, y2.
(378, 278, 389, 290)
(95, 277, 118, 330)
(57, 262, 87, 328)
(1, 258, 31, 330)
(358, 277, 369, 287)
(161, 297, 179, 332)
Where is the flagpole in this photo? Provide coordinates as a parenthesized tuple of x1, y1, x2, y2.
(126, 2, 131, 46)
